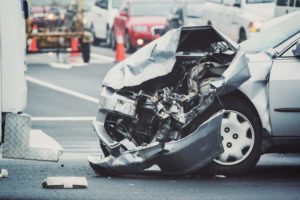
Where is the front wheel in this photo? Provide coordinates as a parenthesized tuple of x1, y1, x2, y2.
(204, 96, 261, 176)
(238, 29, 247, 43)
(110, 29, 117, 50)
(125, 31, 133, 53)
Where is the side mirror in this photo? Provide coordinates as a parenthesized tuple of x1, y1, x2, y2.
(120, 11, 128, 17)
(223, 0, 236, 6)
(293, 41, 300, 57)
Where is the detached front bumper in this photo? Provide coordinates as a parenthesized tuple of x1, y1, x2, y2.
(90, 87, 224, 176)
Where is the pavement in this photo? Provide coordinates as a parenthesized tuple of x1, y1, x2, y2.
(1, 44, 300, 200)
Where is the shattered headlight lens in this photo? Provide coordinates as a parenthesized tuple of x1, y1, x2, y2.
(133, 26, 148, 32)
(249, 21, 263, 32)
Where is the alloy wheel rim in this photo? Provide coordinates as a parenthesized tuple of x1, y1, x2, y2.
(214, 110, 255, 166)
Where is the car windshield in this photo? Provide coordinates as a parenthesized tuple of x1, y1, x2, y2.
(112, 0, 123, 8)
(240, 12, 300, 52)
(130, 1, 173, 16)
(246, 0, 275, 3)
(186, 2, 204, 18)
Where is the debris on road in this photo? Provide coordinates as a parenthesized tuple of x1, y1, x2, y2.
(0, 169, 8, 178)
(214, 174, 227, 179)
(42, 177, 88, 189)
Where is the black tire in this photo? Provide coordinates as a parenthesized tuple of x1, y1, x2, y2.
(92, 26, 100, 46)
(203, 96, 261, 176)
(238, 29, 247, 43)
(110, 29, 116, 50)
(82, 42, 90, 63)
(105, 27, 111, 47)
(125, 31, 133, 53)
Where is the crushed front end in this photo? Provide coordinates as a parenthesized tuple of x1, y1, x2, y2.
(89, 26, 251, 176)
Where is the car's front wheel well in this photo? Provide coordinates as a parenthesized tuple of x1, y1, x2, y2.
(221, 90, 262, 134)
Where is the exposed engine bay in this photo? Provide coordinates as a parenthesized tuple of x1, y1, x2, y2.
(88, 26, 250, 176)
(105, 41, 235, 147)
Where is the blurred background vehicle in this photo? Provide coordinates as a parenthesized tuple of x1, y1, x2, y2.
(202, 0, 275, 43)
(30, 3, 50, 31)
(274, 0, 300, 16)
(27, 0, 93, 63)
(82, 0, 96, 31)
(112, 0, 174, 52)
(90, 0, 123, 46)
(168, 0, 206, 29)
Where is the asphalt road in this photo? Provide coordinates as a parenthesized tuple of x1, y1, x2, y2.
(1, 44, 300, 200)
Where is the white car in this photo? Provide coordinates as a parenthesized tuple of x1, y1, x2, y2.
(274, 0, 300, 17)
(90, 0, 123, 45)
(202, 0, 275, 43)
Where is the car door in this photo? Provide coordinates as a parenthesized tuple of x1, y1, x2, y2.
(93, 0, 109, 39)
(269, 37, 300, 136)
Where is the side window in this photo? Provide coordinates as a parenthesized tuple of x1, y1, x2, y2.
(234, 0, 241, 7)
(289, 0, 294, 6)
(281, 40, 300, 57)
(95, 0, 108, 9)
(276, 0, 288, 6)
(296, 0, 300, 7)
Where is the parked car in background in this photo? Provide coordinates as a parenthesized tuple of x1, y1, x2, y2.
(202, 0, 275, 43)
(30, 5, 50, 30)
(90, 0, 123, 46)
(274, 0, 300, 16)
(168, 0, 206, 29)
(112, 0, 174, 52)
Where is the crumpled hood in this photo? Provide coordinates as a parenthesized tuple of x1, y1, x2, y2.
(102, 26, 238, 90)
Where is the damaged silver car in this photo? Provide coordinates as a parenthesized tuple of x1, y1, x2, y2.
(89, 11, 300, 176)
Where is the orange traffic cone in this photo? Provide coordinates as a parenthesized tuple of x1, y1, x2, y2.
(29, 38, 39, 52)
(29, 24, 39, 52)
(70, 38, 81, 56)
(115, 32, 126, 62)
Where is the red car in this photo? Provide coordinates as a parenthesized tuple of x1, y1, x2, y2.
(112, 0, 174, 52)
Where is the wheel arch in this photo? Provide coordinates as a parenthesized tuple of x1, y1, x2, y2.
(221, 89, 263, 133)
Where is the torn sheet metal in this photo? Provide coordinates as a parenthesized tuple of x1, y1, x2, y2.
(238, 52, 274, 133)
(42, 177, 88, 189)
(89, 111, 224, 176)
(103, 26, 237, 90)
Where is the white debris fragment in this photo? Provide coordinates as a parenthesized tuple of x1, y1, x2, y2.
(0, 169, 8, 178)
(214, 174, 226, 178)
(42, 177, 88, 189)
